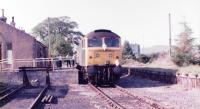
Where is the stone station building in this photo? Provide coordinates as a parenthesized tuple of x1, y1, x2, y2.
(0, 9, 48, 71)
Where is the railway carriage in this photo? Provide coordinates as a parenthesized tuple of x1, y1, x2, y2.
(76, 29, 123, 86)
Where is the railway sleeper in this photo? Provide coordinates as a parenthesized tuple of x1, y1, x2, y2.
(41, 95, 54, 104)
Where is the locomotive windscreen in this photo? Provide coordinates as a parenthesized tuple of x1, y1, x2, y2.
(105, 37, 119, 47)
(88, 37, 102, 47)
(88, 37, 120, 47)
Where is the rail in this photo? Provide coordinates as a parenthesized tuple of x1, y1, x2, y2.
(88, 83, 125, 109)
(89, 83, 168, 109)
(0, 85, 24, 102)
(28, 85, 48, 109)
(115, 85, 167, 109)
(0, 86, 48, 109)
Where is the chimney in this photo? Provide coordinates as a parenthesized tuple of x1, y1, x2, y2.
(10, 16, 16, 27)
(0, 9, 7, 22)
(2, 9, 4, 17)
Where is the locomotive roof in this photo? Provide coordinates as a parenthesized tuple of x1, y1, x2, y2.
(85, 29, 120, 38)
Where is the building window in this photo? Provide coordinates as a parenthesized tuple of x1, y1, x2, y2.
(7, 43, 13, 64)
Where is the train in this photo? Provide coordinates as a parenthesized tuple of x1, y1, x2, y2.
(76, 29, 123, 86)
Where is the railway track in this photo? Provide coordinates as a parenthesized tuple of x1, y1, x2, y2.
(88, 83, 125, 109)
(0, 85, 24, 102)
(115, 85, 167, 109)
(0, 85, 48, 109)
(89, 83, 167, 109)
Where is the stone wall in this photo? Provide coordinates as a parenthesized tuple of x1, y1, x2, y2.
(0, 69, 78, 87)
(0, 72, 23, 85)
(49, 69, 78, 85)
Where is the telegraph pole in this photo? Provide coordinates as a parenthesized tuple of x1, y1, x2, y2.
(48, 17, 51, 57)
(169, 13, 172, 57)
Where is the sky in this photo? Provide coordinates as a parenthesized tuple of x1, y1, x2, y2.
(0, 0, 200, 48)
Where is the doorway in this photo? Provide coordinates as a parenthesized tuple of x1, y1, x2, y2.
(0, 44, 2, 70)
(0, 44, 1, 60)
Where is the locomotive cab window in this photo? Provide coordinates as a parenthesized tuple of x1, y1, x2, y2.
(88, 37, 102, 47)
(105, 37, 119, 47)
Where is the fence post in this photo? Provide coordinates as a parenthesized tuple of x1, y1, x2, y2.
(46, 67, 51, 87)
(51, 58, 54, 71)
(11, 60, 14, 71)
(128, 68, 131, 76)
(33, 59, 36, 67)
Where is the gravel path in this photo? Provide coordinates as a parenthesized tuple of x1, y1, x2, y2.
(118, 75, 200, 109)
(2, 87, 43, 109)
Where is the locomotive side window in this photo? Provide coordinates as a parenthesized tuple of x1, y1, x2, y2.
(88, 37, 102, 47)
(105, 37, 119, 47)
(82, 40, 85, 47)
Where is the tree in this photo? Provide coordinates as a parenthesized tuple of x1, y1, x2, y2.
(172, 22, 195, 66)
(136, 54, 150, 63)
(32, 16, 83, 57)
(122, 40, 135, 59)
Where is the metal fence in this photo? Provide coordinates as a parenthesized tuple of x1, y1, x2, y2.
(0, 57, 75, 72)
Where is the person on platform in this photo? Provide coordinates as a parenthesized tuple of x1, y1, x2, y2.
(66, 54, 71, 67)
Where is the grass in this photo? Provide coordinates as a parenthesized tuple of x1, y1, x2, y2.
(122, 58, 200, 75)
(177, 65, 200, 75)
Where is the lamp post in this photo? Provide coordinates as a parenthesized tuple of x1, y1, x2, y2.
(169, 13, 172, 57)
(48, 17, 51, 57)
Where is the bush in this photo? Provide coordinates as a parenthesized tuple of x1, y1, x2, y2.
(189, 57, 200, 65)
(122, 41, 135, 59)
(136, 54, 150, 63)
(172, 53, 192, 66)
(148, 53, 159, 63)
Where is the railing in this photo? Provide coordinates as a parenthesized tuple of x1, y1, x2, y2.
(0, 57, 75, 72)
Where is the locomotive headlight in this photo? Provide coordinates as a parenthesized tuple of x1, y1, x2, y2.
(115, 59, 119, 66)
(95, 53, 100, 58)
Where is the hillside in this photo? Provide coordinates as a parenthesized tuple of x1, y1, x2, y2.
(141, 45, 169, 55)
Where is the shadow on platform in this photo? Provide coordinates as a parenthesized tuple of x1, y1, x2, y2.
(117, 75, 171, 88)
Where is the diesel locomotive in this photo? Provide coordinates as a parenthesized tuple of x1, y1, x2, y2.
(76, 29, 123, 86)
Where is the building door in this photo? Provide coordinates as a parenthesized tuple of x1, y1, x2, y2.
(0, 44, 1, 60)
(0, 44, 2, 70)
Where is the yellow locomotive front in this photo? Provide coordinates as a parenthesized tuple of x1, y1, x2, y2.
(76, 29, 123, 86)
(86, 32, 122, 66)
